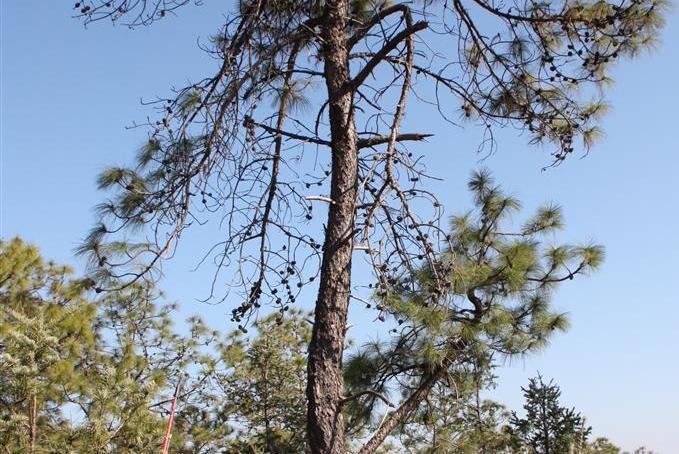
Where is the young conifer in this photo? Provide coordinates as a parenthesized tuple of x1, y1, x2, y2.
(510, 375, 592, 454)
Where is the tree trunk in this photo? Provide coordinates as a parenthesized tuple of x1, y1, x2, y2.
(306, 0, 358, 451)
(541, 400, 551, 454)
(29, 391, 37, 454)
(359, 367, 446, 454)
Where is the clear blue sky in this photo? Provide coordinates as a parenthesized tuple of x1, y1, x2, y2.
(2, 1, 678, 452)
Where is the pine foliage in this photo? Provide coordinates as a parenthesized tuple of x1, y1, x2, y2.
(344, 170, 604, 441)
(0, 238, 96, 452)
(509, 375, 592, 454)
(1, 238, 657, 453)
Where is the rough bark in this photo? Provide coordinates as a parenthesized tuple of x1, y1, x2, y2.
(306, 0, 358, 451)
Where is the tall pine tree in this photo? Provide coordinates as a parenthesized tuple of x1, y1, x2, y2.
(73, 0, 666, 449)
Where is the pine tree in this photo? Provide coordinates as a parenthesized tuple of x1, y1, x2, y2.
(75, 0, 665, 453)
(510, 375, 592, 454)
(344, 170, 603, 451)
(630, 449, 657, 454)
(0, 237, 96, 454)
(217, 310, 311, 453)
(73, 0, 666, 450)
(588, 437, 622, 454)
(0, 238, 228, 453)
(395, 367, 516, 453)
(71, 283, 229, 453)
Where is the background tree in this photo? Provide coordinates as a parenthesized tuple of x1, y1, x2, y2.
(0, 238, 227, 453)
(588, 437, 622, 454)
(509, 375, 592, 454)
(71, 283, 228, 453)
(0, 238, 96, 454)
(217, 310, 311, 453)
(73, 0, 666, 450)
(394, 367, 516, 453)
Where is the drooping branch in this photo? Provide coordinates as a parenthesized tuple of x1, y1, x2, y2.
(245, 42, 304, 311)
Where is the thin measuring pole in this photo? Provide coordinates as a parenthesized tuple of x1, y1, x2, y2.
(161, 377, 183, 454)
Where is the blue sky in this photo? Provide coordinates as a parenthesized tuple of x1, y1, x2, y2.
(2, 1, 678, 452)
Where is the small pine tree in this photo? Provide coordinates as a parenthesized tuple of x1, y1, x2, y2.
(217, 310, 311, 453)
(588, 437, 622, 454)
(396, 367, 516, 453)
(74, 282, 230, 453)
(510, 375, 592, 454)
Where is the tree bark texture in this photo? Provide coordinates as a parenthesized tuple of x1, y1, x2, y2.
(306, 0, 358, 451)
